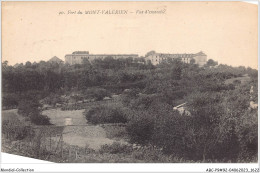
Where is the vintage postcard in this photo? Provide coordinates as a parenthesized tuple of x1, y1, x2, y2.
(1, 1, 258, 172)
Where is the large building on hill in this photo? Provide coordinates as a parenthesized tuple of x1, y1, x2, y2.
(145, 51, 207, 67)
(65, 51, 138, 65)
(64, 50, 207, 67)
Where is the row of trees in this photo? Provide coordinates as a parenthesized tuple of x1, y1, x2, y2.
(3, 58, 252, 94)
(2, 59, 151, 94)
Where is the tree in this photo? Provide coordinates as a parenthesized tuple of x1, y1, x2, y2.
(83, 88, 111, 101)
(44, 70, 62, 91)
(18, 97, 41, 117)
(152, 112, 193, 157)
(103, 56, 116, 69)
(2, 61, 8, 70)
(126, 115, 154, 145)
(190, 58, 195, 64)
(185, 91, 241, 161)
(25, 61, 32, 68)
(206, 59, 218, 67)
(171, 59, 183, 80)
(126, 57, 134, 66)
(85, 106, 127, 124)
(2, 93, 19, 109)
(18, 97, 51, 125)
(82, 58, 91, 68)
(145, 51, 156, 57)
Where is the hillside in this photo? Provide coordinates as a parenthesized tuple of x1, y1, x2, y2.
(2, 58, 258, 162)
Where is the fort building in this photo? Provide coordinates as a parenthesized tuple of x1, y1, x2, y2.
(145, 51, 207, 67)
(65, 51, 207, 67)
(65, 51, 139, 65)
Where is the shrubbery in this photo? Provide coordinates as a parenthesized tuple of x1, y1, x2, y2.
(99, 142, 132, 154)
(18, 98, 41, 116)
(83, 88, 111, 101)
(85, 106, 128, 124)
(29, 114, 51, 125)
(126, 115, 154, 145)
(2, 93, 19, 109)
(131, 146, 166, 162)
(18, 98, 51, 125)
(42, 93, 63, 106)
(2, 56, 257, 162)
(2, 119, 31, 140)
(123, 85, 257, 162)
(130, 95, 154, 110)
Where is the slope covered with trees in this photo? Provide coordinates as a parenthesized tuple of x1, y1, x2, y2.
(2, 57, 258, 162)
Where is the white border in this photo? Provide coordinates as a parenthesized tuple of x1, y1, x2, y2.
(0, 0, 259, 172)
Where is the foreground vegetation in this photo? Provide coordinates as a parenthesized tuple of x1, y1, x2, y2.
(2, 57, 258, 162)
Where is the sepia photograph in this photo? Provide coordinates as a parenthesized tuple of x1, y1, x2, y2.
(1, 1, 259, 172)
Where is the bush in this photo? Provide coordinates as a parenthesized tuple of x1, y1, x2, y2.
(151, 114, 193, 158)
(29, 113, 51, 125)
(102, 125, 127, 139)
(42, 93, 63, 106)
(121, 89, 139, 107)
(126, 116, 154, 145)
(18, 98, 51, 125)
(2, 119, 31, 140)
(206, 59, 218, 67)
(83, 88, 111, 101)
(18, 98, 41, 117)
(130, 95, 153, 110)
(132, 146, 164, 162)
(61, 103, 85, 110)
(99, 142, 132, 154)
(85, 106, 128, 124)
(2, 93, 19, 109)
(233, 80, 241, 85)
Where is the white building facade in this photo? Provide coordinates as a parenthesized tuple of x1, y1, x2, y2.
(146, 51, 207, 67)
(65, 51, 139, 65)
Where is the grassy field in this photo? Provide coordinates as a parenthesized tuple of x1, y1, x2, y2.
(2, 93, 193, 163)
(2, 99, 131, 161)
(2, 109, 30, 125)
(42, 109, 86, 126)
(42, 108, 128, 150)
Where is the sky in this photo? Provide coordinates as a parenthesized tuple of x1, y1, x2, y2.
(2, 1, 258, 69)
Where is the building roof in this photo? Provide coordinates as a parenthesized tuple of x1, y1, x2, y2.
(65, 53, 138, 56)
(49, 56, 63, 63)
(72, 51, 89, 54)
(146, 51, 206, 58)
(89, 54, 139, 56)
(173, 102, 187, 109)
(196, 51, 206, 56)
